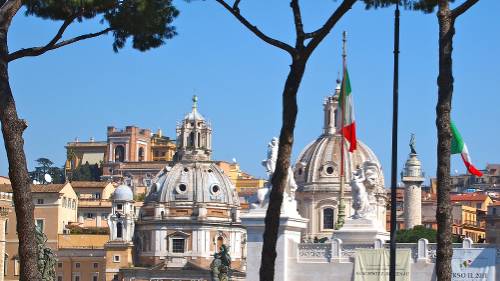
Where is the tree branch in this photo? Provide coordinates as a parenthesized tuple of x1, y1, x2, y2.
(215, 0, 295, 56)
(304, 0, 356, 57)
(290, 0, 305, 48)
(451, 0, 479, 19)
(232, 0, 241, 12)
(8, 28, 112, 62)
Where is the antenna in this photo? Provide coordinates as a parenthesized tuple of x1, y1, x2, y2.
(44, 174, 53, 184)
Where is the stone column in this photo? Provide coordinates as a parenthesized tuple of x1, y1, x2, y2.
(402, 152, 424, 229)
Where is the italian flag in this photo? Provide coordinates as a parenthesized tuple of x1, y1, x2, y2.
(338, 68, 357, 152)
(451, 121, 483, 177)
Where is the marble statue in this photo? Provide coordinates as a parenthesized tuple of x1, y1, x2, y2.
(410, 133, 417, 154)
(36, 228, 57, 281)
(350, 166, 373, 219)
(252, 137, 297, 209)
(210, 237, 231, 281)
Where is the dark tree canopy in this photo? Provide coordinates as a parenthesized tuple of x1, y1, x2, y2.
(70, 162, 102, 181)
(29, 157, 65, 184)
(8, 0, 179, 61)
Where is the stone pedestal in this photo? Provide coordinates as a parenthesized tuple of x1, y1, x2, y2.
(333, 217, 389, 245)
(242, 207, 308, 281)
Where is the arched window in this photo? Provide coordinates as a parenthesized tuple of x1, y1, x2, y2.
(323, 208, 334, 230)
(4, 254, 7, 276)
(188, 132, 195, 147)
(138, 147, 145, 162)
(197, 132, 201, 147)
(115, 145, 125, 162)
(116, 222, 123, 238)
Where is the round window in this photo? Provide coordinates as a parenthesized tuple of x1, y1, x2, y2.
(183, 168, 189, 172)
(326, 166, 334, 175)
(298, 168, 303, 175)
(211, 184, 220, 195)
(176, 183, 188, 194)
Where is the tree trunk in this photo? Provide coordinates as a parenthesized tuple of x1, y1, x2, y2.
(435, 2, 455, 281)
(259, 59, 306, 281)
(0, 30, 41, 281)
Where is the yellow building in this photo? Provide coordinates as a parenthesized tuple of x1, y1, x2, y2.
(72, 181, 116, 229)
(0, 183, 78, 280)
(215, 161, 265, 192)
(450, 193, 493, 242)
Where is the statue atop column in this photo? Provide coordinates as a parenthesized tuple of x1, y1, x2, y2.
(409, 133, 417, 154)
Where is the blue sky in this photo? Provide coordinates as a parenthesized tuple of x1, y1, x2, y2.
(1, 1, 499, 184)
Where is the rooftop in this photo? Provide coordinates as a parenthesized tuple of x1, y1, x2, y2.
(451, 193, 490, 202)
(0, 184, 67, 193)
(58, 234, 109, 249)
(70, 181, 112, 188)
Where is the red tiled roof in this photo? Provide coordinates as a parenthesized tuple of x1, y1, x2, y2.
(0, 184, 66, 193)
(70, 181, 111, 188)
(451, 193, 489, 202)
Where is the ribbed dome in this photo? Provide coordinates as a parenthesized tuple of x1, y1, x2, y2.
(149, 162, 240, 207)
(294, 134, 384, 191)
(112, 184, 134, 201)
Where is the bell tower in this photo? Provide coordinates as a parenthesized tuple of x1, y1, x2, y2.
(323, 79, 341, 136)
(175, 95, 212, 161)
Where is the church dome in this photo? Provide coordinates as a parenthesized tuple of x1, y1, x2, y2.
(112, 184, 134, 201)
(295, 135, 384, 189)
(149, 162, 240, 207)
(294, 86, 384, 191)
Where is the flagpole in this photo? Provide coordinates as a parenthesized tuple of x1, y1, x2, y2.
(390, 2, 400, 281)
(336, 31, 347, 230)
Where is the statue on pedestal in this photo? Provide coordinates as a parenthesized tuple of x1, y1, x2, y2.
(410, 133, 417, 154)
(350, 167, 373, 219)
(210, 237, 231, 281)
(251, 137, 297, 210)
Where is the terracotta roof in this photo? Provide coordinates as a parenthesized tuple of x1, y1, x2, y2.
(0, 184, 66, 193)
(58, 234, 109, 249)
(451, 193, 490, 202)
(70, 181, 111, 188)
(491, 201, 500, 206)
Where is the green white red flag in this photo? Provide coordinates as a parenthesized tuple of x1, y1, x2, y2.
(337, 68, 357, 152)
(451, 121, 483, 177)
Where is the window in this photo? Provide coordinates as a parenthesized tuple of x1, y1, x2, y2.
(4, 219, 8, 234)
(86, 213, 94, 219)
(3, 254, 7, 276)
(58, 262, 62, 268)
(75, 262, 80, 268)
(37, 198, 44, 205)
(138, 147, 145, 162)
(57, 276, 62, 281)
(92, 275, 98, 281)
(113, 255, 121, 263)
(323, 208, 334, 230)
(172, 238, 185, 253)
(94, 193, 101, 199)
(35, 219, 44, 233)
(62, 197, 67, 208)
(102, 213, 109, 220)
(73, 275, 80, 281)
(116, 222, 123, 238)
(476, 203, 481, 209)
(116, 204, 123, 211)
(114, 145, 125, 162)
(93, 262, 99, 269)
(14, 258, 19, 276)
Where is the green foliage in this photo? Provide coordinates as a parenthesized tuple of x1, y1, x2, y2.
(22, 0, 179, 52)
(396, 225, 463, 243)
(67, 225, 109, 235)
(70, 162, 102, 181)
(396, 225, 437, 242)
(134, 192, 146, 202)
(29, 157, 66, 184)
(360, 0, 451, 13)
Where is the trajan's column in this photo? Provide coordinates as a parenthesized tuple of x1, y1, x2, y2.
(402, 134, 425, 229)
